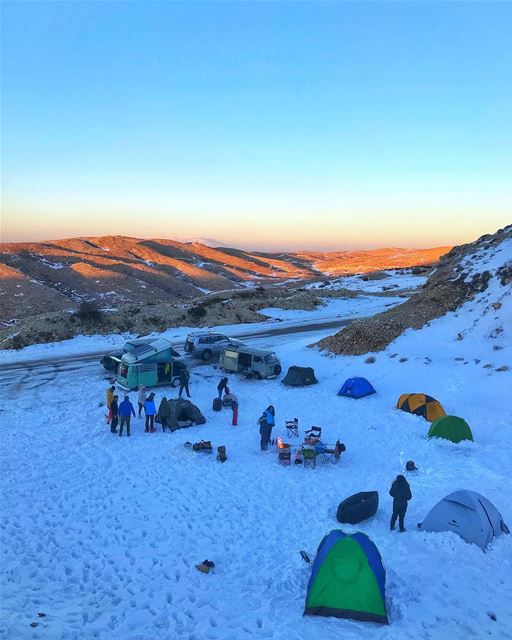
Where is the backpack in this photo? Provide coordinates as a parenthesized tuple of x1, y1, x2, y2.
(212, 398, 222, 412)
(406, 460, 417, 471)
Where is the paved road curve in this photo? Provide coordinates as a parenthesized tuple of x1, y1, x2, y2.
(1, 316, 356, 382)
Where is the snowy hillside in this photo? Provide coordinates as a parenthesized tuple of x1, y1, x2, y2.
(1, 257, 511, 639)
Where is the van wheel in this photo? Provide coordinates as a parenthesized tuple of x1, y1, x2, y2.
(201, 349, 212, 362)
(253, 372, 262, 380)
(171, 378, 180, 388)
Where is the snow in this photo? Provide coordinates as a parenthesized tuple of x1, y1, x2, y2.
(1, 245, 512, 639)
(306, 271, 429, 293)
(260, 295, 404, 322)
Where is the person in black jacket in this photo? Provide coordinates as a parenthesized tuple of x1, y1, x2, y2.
(217, 377, 229, 399)
(110, 395, 119, 434)
(179, 369, 191, 398)
(389, 475, 412, 532)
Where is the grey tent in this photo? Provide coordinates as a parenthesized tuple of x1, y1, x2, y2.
(282, 366, 318, 387)
(419, 490, 509, 549)
(166, 399, 206, 431)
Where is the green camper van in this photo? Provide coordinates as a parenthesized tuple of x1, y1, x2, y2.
(116, 338, 187, 390)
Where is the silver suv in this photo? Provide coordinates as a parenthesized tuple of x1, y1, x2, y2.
(184, 332, 240, 361)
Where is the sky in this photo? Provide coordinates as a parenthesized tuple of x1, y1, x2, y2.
(1, 1, 511, 251)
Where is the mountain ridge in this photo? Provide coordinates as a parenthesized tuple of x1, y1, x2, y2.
(0, 235, 450, 323)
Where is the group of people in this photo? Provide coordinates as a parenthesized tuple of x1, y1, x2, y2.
(106, 385, 176, 435)
(105, 376, 239, 436)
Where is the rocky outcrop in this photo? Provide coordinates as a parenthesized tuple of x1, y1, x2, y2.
(316, 225, 512, 355)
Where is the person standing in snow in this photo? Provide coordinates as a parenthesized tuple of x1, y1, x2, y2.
(217, 377, 229, 399)
(119, 395, 136, 437)
(137, 384, 146, 418)
(110, 395, 119, 434)
(158, 396, 171, 432)
(144, 392, 156, 432)
(224, 391, 238, 426)
(258, 405, 275, 450)
(179, 369, 191, 398)
(106, 385, 115, 422)
(389, 475, 412, 532)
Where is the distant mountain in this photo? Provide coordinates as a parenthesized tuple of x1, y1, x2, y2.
(0, 235, 450, 323)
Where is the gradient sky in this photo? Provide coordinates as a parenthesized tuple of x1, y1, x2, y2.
(1, 1, 511, 250)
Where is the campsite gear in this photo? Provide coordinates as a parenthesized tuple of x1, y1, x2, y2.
(304, 530, 388, 624)
(305, 426, 322, 444)
(428, 415, 473, 443)
(219, 345, 281, 379)
(405, 460, 417, 471)
(397, 393, 446, 422)
(217, 446, 227, 462)
(166, 399, 206, 431)
(192, 440, 213, 453)
(300, 550, 311, 564)
(282, 366, 318, 386)
(195, 559, 215, 573)
(212, 397, 222, 412)
(117, 338, 186, 390)
(232, 401, 238, 426)
(337, 491, 379, 524)
(419, 490, 509, 549)
(389, 476, 412, 532)
(338, 377, 376, 398)
(286, 418, 299, 438)
(277, 443, 292, 466)
(322, 440, 346, 465)
(302, 446, 317, 468)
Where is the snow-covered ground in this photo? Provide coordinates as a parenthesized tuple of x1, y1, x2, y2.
(1, 256, 511, 640)
(306, 270, 429, 293)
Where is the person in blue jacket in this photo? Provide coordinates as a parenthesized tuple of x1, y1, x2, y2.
(118, 396, 135, 437)
(258, 405, 275, 451)
(144, 392, 156, 433)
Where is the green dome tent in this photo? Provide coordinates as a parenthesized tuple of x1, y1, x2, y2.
(304, 530, 388, 624)
(428, 415, 473, 443)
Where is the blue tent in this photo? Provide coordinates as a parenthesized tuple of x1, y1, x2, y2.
(338, 377, 376, 399)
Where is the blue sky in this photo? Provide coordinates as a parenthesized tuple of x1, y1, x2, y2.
(1, 1, 511, 250)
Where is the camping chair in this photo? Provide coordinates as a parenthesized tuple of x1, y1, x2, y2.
(286, 418, 299, 438)
(304, 426, 322, 444)
(322, 440, 346, 465)
(302, 446, 317, 469)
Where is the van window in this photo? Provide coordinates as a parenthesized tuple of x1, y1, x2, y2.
(253, 356, 262, 363)
(119, 364, 128, 378)
(264, 353, 277, 364)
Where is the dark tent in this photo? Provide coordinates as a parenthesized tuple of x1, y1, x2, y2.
(337, 492, 379, 524)
(305, 530, 388, 624)
(282, 366, 318, 387)
(167, 399, 206, 431)
(338, 377, 376, 399)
